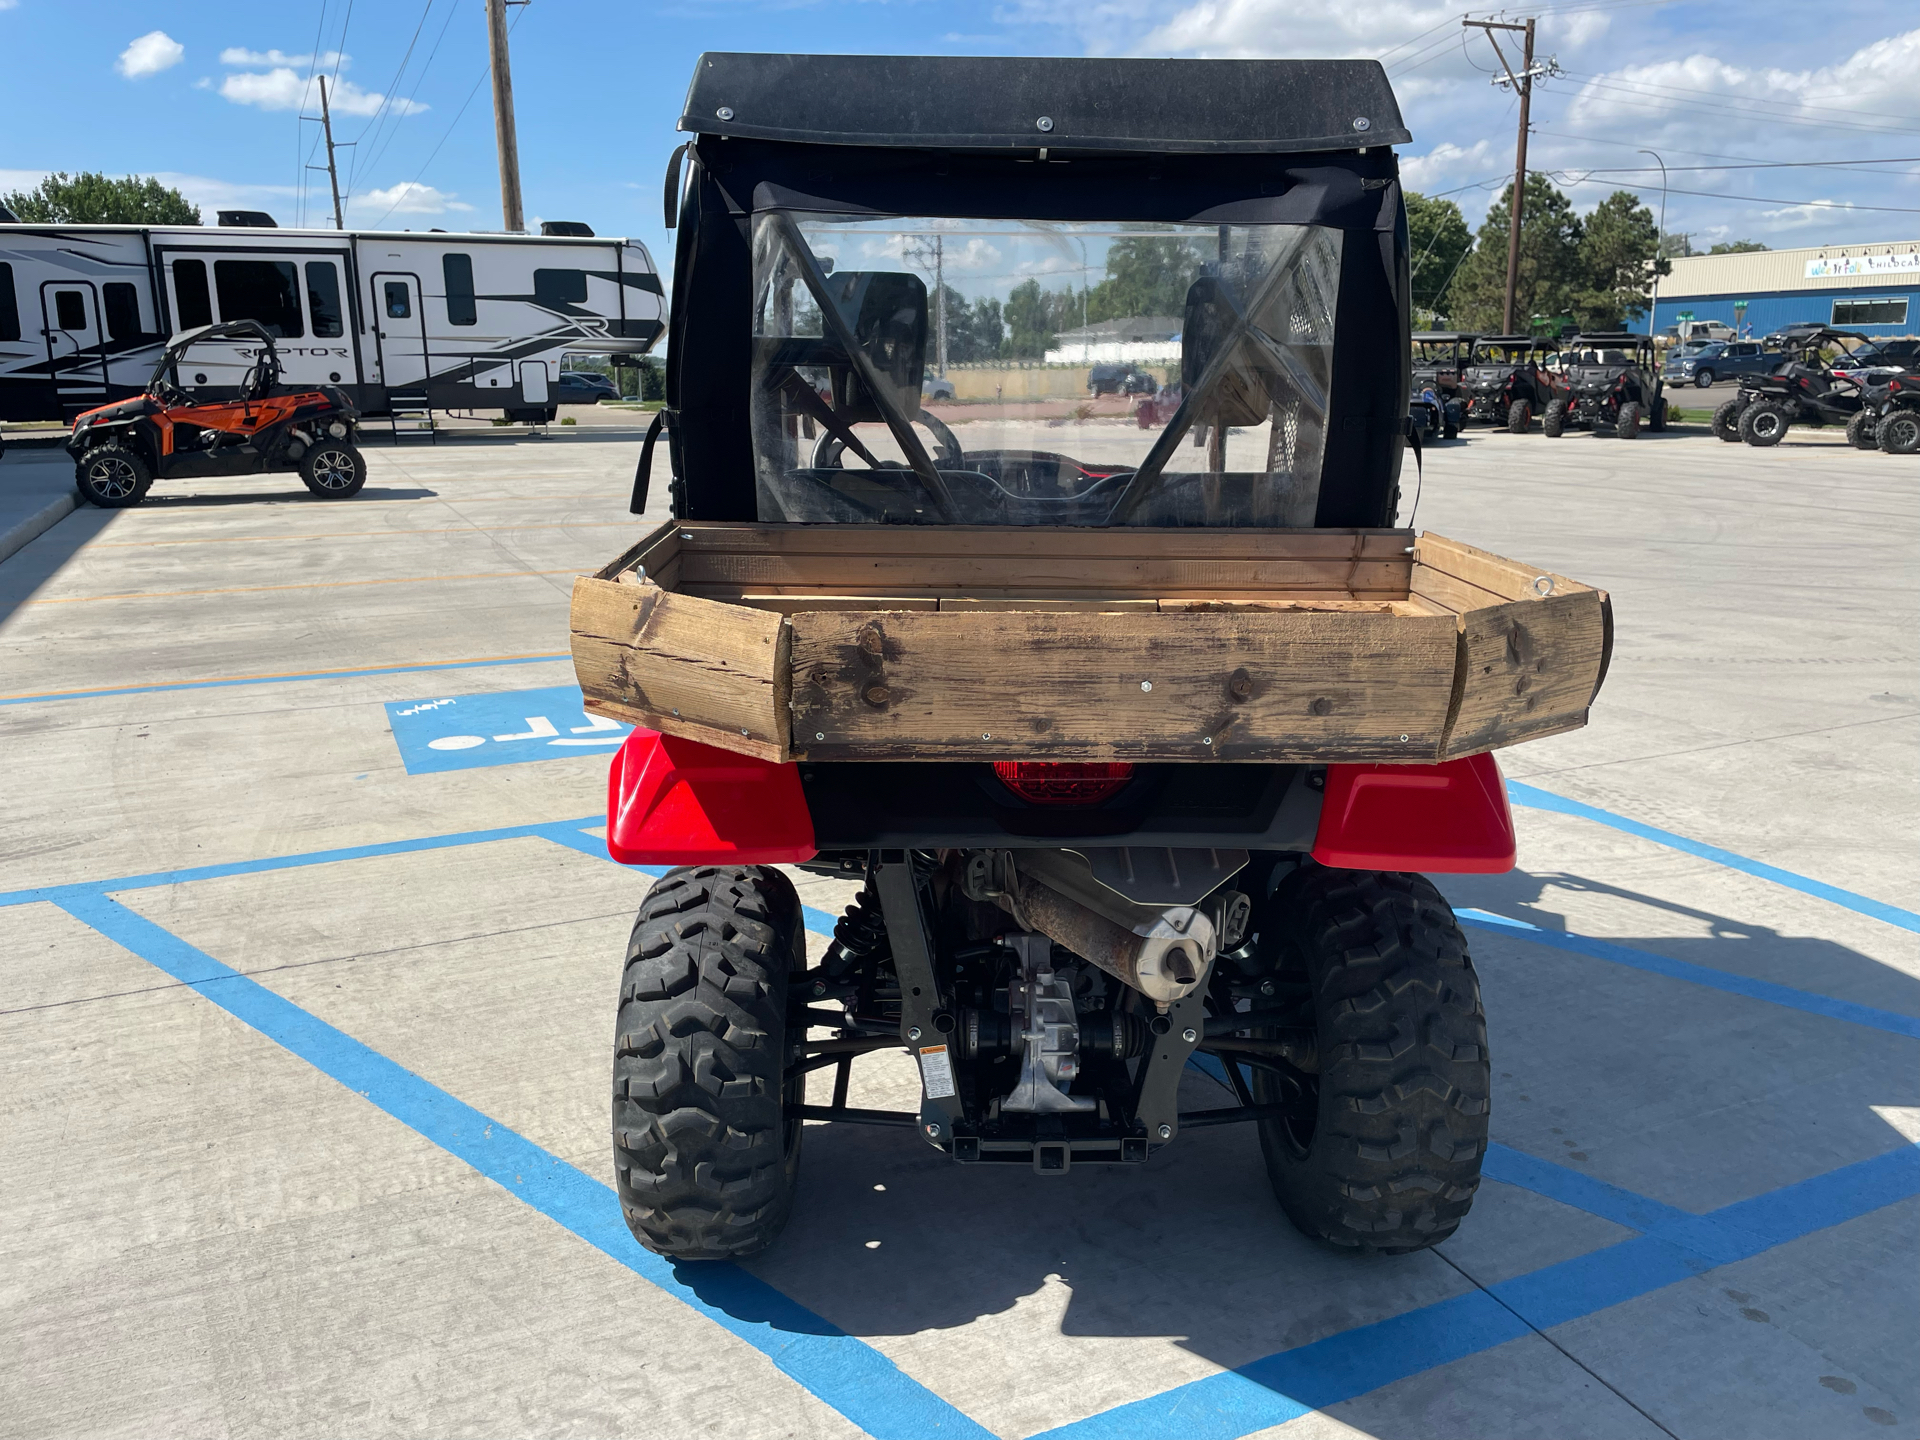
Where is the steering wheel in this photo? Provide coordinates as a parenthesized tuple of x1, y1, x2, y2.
(151, 377, 190, 408)
(809, 413, 964, 470)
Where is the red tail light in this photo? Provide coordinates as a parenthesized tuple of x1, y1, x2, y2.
(993, 761, 1135, 805)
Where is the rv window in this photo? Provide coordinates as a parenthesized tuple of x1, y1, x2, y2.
(443, 253, 477, 325)
(173, 259, 213, 329)
(534, 268, 588, 306)
(384, 282, 412, 319)
(0, 262, 18, 342)
(305, 262, 345, 337)
(55, 290, 88, 331)
(104, 283, 141, 342)
(214, 259, 305, 337)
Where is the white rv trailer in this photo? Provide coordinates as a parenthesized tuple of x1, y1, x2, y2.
(0, 221, 664, 423)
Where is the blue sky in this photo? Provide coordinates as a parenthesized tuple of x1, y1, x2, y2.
(2, 0, 1916, 281)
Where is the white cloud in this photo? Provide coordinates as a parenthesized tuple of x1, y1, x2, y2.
(117, 30, 184, 78)
(219, 47, 343, 69)
(218, 65, 427, 117)
(1760, 199, 1861, 230)
(1401, 139, 1496, 194)
(0, 2, 22, 13)
(352, 182, 472, 217)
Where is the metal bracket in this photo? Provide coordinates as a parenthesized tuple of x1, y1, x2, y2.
(1130, 988, 1208, 1148)
(871, 852, 967, 1145)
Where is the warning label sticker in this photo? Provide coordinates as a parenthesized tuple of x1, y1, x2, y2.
(918, 1044, 957, 1100)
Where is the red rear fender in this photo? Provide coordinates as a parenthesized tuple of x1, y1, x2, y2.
(606, 728, 817, 866)
(1311, 754, 1516, 874)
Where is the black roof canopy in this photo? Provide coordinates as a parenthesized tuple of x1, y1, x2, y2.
(680, 53, 1409, 155)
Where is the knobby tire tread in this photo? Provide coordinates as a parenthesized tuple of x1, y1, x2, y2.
(612, 865, 804, 1260)
(1254, 867, 1491, 1254)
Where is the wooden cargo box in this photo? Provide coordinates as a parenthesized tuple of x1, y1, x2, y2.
(569, 523, 1611, 765)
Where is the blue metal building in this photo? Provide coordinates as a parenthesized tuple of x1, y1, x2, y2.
(1649, 239, 1919, 339)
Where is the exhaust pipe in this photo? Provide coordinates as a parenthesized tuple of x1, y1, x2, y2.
(1014, 873, 1215, 1006)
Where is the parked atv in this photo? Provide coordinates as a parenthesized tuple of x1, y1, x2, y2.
(66, 320, 364, 508)
(1544, 333, 1667, 438)
(1410, 331, 1473, 440)
(1462, 335, 1563, 432)
(1867, 372, 1920, 456)
(570, 53, 1614, 1264)
(1711, 324, 1870, 447)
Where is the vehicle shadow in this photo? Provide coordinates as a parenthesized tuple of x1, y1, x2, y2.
(136, 486, 437, 507)
(707, 867, 1919, 1428)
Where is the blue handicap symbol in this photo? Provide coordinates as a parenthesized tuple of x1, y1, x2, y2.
(385, 684, 632, 774)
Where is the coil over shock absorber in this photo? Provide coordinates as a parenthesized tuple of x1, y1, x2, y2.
(825, 881, 890, 978)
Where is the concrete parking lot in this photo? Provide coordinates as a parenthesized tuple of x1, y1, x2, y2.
(2, 420, 1915, 1439)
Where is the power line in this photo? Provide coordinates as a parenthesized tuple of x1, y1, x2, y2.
(357, 0, 462, 185)
(1557, 66, 1920, 126)
(1563, 75, 1920, 137)
(1545, 173, 1920, 215)
(1537, 128, 1920, 172)
(374, 1, 529, 229)
(347, 0, 437, 199)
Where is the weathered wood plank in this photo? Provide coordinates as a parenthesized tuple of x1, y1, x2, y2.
(570, 575, 790, 761)
(678, 552, 1411, 596)
(1409, 562, 1505, 617)
(593, 519, 682, 582)
(1416, 532, 1591, 603)
(788, 608, 1460, 763)
(677, 523, 1414, 562)
(1439, 590, 1608, 759)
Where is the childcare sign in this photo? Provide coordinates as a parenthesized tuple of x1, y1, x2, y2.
(1805, 250, 1920, 279)
(385, 685, 631, 774)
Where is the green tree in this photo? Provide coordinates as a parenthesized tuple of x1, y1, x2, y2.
(1405, 191, 1473, 321)
(1002, 279, 1055, 358)
(1708, 239, 1768, 255)
(1574, 190, 1668, 329)
(1659, 232, 1694, 259)
(1448, 175, 1584, 333)
(1085, 236, 1205, 323)
(1, 171, 200, 225)
(941, 288, 1004, 363)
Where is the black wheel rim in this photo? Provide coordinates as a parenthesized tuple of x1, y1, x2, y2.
(310, 448, 357, 490)
(1753, 412, 1783, 438)
(86, 456, 138, 499)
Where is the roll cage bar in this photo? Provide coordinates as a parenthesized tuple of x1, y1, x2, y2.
(149, 320, 282, 398)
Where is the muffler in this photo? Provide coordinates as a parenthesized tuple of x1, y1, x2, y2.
(1014, 876, 1214, 1006)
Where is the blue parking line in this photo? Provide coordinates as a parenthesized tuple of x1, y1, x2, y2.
(0, 816, 606, 909)
(1040, 1142, 1920, 1440)
(1456, 907, 1920, 1040)
(1506, 780, 1920, 934)
(0, 653, 572, 708)
(55, 891, 993, 1440)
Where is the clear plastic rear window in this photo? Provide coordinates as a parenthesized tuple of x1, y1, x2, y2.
(749, 213, 1342, 527)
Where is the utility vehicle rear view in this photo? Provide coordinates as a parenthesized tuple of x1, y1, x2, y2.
(1461, 335, 1563, 432)
(571, 54, 1613, 1261)
(1545, 333, 1667, 438)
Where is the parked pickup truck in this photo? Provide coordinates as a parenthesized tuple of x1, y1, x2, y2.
(1662, 339, 1783, 388)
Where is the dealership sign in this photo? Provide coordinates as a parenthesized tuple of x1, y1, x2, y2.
(1805, 250, 1920, 279)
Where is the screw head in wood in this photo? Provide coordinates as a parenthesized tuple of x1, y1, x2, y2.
(862, 684, 891, 707)
(1400, 733, 1410, 742)
(815, 732, 826, 740)
(982, 733, 992, 740)
(1140, 680, 1153, 692)
(1202, 737, 1213, 746)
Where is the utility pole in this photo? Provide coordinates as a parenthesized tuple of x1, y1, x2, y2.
(1464, 18, 1555, 334)
(486, 0, 525, 232)
(935, 235, 948, 376)
(317, 75, 346, 230)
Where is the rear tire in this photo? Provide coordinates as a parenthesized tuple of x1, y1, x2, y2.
(613, 865, 804, 1260)
(74, 442, 150, 508)
(1881, 411, 1920, 456)
(1649, 397, 1668, 433)
(1846, 411, 1879, 450)
(1252, 867, 1490, 1254)
(1542, 399, 1568, 438)
(1712, 397, 1747, 443)
(1506, 400, 1532, 434)
(1615, 402, 1642, 439)
(299, 442, 366, 498)
(1739, 402, 1790, 447)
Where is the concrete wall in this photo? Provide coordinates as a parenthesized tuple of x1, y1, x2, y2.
(942, 364, 1176, 401)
